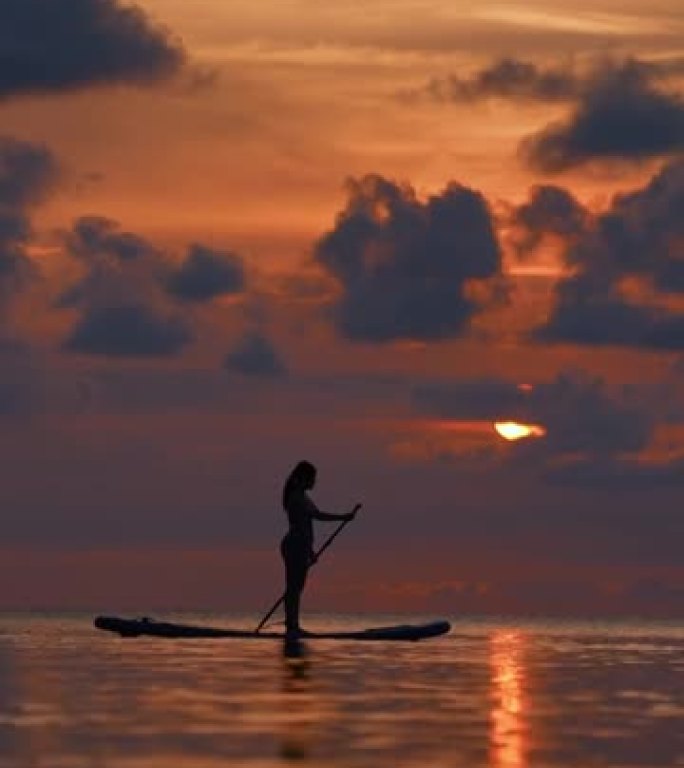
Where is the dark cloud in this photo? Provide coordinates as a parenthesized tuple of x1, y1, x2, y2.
(65, 303, 191, 357)
(411, 56, 684, 171)
(527, 371, 652, 457)
(397, 372, 682, 568)
(507, 184, 588, 258)
(224, 331, 287, 378)
(412, 56, 684, 105)
(167, 244, 246, 303)
(314, 174, 503, 342)
(537, 159, 684, 349)
(62, 221, 247, 307)
(60, 217, 193, 357)
(521, 61, 684, 172)
(412, 370, 652, 459)
(600, 157, 684, 293)
(59, 218, 252, 358)
(58, 216, 162, 310)
(0, 136, 59, 207)
(67, 216, 159, 264)
(0, 0, 185, 100)
(417, 58, 579, 103)
(537, 283, 684, 350)
(412, 377, 524, 420)
(406, 369, 670, 494)
(0, 137, 59, 319)
(0, 212, 35, 304)
(518, 372, 683, 490)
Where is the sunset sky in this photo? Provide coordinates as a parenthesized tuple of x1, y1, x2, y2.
(0, 0, 682, 617)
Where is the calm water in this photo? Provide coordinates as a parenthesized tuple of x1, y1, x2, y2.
(0, 614, 682, 767)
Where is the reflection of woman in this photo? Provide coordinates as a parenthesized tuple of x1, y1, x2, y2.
(281, 461, 360, 637)
(280, 643, 312, 762)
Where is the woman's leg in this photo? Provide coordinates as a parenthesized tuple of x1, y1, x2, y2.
(282, 540, 308, 633)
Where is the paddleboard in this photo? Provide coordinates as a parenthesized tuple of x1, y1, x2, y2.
(94, 615, 451, 641)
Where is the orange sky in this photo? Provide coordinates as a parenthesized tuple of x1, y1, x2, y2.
(11, 0, 677, 245)
(0, 0, 682, 616)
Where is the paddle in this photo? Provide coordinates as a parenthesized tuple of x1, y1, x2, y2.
(255, 504, 361, 633)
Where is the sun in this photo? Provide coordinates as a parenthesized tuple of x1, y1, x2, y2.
(494, 422, 546, 441)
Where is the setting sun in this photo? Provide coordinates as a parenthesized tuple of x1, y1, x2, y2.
(494, 422, 546, 441)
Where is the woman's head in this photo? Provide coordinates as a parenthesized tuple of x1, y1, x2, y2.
(290, 460, 317, 489)
(283, 460, 317, 506)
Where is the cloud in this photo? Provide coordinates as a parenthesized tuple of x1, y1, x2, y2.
(0, 0, 185, 100)
(63, 219, 248, 305)
(58, 216, 163, 310)
(314, 174, 503, 342)
(412, 369, 653, 459)
(167, 244, 246, 303)
(415, 58, 580, 103)
(526, 371, 652, 456)
(0, 136, 59, 207)
(59, 217, 193, 357)
(521, 60, 684, 172)
(512, 371, 683, 490)
(506, 183, 588, 258)
(537, 282, 684, 350)
(415, 56, 684, 106)
(411, 56, 684, 171)
(224, 331, 287, 378)
(0, 212, 35, 307)
(404, 369, 673, 491)
(412, 377, 525, 420)
(536, 159, 684, 349)
(0, 137, 59, 322)
(59, 217, 252, 357)
(66, 215, 159, 264)
(65, 303, 191, 357)
(600, 157, 684, 293)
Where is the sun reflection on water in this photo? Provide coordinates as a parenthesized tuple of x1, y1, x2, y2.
(490, 631, 528, 768)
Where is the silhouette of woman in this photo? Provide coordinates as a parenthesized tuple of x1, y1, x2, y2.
(281, 461, 360, 637)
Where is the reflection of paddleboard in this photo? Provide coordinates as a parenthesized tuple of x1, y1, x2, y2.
(94, 616, 451, 642)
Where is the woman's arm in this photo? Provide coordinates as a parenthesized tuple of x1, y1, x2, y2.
(311, 510, 348, 521)
(310, 503, 361, 522)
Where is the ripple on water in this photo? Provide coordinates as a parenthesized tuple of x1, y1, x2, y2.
(0, 615, 681, 768)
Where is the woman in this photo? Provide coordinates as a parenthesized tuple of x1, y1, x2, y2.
(281, 460, 360, 637)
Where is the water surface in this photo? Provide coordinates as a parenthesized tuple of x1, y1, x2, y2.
(0, 614, 682, 767)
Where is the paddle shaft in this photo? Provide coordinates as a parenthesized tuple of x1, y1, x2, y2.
(255, 516, 354, 633)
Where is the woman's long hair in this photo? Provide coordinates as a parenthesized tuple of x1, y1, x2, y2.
(282, 461, 316, 508)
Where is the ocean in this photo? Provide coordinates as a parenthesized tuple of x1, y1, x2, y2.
(0, 613, 682, 767)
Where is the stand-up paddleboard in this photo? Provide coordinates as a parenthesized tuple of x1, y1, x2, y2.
(94, 616, 451, 642)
